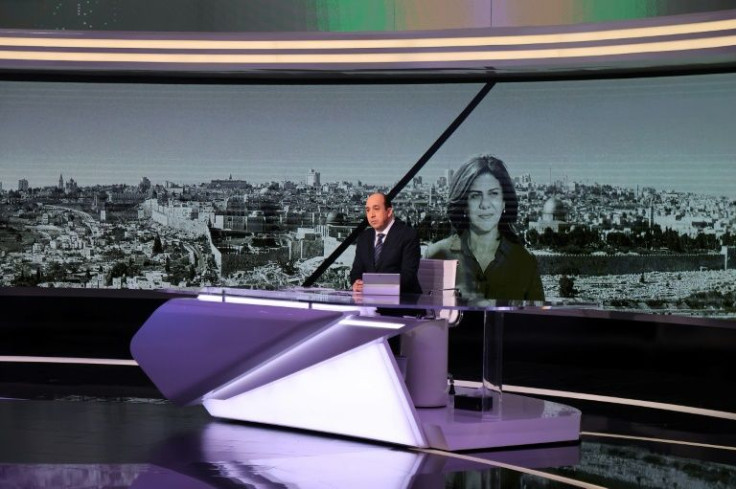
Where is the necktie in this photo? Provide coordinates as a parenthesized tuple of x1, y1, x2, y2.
(374, 233, 385, 264)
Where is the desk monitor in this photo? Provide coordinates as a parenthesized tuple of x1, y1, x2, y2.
(362, 273, 401, 295)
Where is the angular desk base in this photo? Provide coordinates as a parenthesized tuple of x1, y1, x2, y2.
(418, 392, 581, 451)
(132, 298, 581, 451)
(199, 337, 580, 451)
(205, 386, 581, 451)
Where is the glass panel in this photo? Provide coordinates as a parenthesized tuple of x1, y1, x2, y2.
(482, 310, 504, 415)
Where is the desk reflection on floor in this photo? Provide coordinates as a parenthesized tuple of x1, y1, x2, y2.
(132, 421, 580, 489)
(0, 399, 579, 489)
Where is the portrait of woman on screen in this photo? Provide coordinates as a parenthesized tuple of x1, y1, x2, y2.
(425, 154, 544, 301)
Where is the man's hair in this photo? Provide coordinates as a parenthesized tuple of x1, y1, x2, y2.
(373, 192, 392, 209)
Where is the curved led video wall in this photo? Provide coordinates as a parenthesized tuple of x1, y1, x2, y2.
(1, 72, 734, 318)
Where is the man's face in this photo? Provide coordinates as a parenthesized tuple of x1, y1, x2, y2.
(365, 193, 393, 232)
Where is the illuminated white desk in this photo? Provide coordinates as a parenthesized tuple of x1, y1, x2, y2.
(130, 288, 580, 450)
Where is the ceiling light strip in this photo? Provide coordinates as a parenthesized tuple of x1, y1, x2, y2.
(0, 355, 139, 366)
(0, 35, 734, 64)
(1, 18, 735, 50)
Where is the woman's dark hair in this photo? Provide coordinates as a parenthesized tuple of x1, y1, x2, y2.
(447, 154, 520, 241)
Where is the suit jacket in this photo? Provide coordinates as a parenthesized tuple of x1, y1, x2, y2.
(350, 219, 422, 295)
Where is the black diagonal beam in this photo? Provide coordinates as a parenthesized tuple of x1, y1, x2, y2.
(303, 81, 496, 287)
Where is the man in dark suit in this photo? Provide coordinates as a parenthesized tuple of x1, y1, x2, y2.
(350, 192, 422, 295)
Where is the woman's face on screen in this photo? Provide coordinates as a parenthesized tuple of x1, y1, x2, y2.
(466, 172, 504, 234)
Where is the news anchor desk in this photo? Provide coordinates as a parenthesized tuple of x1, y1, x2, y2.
(131, 287, 580, 451)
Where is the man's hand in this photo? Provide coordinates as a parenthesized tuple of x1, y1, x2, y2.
(352, 279, 364, 293)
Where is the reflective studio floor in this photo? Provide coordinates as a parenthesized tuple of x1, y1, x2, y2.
(2, 293, 734, 488)
(1, 393, 735, 489)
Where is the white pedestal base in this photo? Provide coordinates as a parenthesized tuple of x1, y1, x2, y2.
(418, 391, 581, 451)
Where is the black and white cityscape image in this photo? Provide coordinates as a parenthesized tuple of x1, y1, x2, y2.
(1, 74, 735, 318)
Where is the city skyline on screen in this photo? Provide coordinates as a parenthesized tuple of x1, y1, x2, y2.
(0, 73, 735, 199)
(1, 72, 735, 317)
